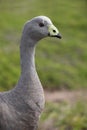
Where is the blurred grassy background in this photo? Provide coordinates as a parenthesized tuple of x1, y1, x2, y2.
(39, 101, 87, 130)
(0, 0, 87, 129)
(0, 0, 87, 91)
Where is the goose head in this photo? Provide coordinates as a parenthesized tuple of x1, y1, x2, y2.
(22, 16, 62, 45)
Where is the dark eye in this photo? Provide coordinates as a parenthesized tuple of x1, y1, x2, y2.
(53, 29, 56, 33)
(39, 22, 44, 27)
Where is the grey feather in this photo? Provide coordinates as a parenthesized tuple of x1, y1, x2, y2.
(0, 16, 61, 130)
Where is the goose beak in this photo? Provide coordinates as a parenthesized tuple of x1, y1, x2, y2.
(48, 24, 62, 39)
(53, 33, 62, 39)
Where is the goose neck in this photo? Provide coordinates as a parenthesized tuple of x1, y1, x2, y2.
(20, 39, 36, 75)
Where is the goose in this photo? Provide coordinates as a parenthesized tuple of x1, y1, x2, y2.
(0, 16, 62, 130)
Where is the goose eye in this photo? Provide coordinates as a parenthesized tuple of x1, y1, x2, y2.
(39, 22, 44, 27)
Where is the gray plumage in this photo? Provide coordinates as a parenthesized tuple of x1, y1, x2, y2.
(0, 16, 61, 130)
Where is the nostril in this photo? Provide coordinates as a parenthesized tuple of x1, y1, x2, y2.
(53, 29, 56, 33)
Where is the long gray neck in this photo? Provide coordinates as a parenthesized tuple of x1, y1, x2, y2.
(15, 36, 45, 110)
(20, 39, 36, 75)
(19, 36, 39, 86)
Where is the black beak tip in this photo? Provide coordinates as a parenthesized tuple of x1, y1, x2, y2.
(48, 33, 62, 39)
(56, 33, 62, 39)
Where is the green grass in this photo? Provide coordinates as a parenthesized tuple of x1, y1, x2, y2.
(0, 0, 87, 90)
(39, 101, 87, 130)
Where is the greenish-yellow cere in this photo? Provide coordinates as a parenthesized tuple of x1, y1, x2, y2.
(48, 24, 59, 36)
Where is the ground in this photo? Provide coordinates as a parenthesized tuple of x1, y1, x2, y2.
(38, 90, 87, 130)
(45, 90, 87, 103)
